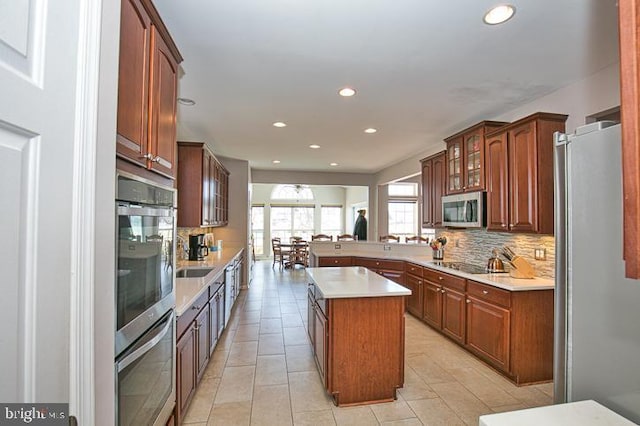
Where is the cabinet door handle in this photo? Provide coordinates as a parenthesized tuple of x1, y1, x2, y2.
(441, 289, 445, 293)
(482, 290, 489, 295)
(438, 276, 443, 280)
(139, 153, 153, 160)
(466, 299, 471, 303)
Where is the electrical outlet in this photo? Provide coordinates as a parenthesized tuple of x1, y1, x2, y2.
(383, 245, 391, 251)
(534, 248, 547, 260)
(334, 244, 341, 250)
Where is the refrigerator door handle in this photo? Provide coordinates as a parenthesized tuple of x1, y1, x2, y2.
(553, 131, 569, 404)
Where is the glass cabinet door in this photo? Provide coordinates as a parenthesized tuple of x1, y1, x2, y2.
(465, 134, 482, 190)
(447, 139, 462, 193)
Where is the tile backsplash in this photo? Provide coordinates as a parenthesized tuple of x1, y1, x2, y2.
(433, 229, 555, 279)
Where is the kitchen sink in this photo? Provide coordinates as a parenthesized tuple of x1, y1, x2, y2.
(176, 267, 215, 278)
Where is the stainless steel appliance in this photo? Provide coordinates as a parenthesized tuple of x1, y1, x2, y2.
(115, 310, 175, 426)
(554, 122, 640, 423)
(441, 191, 485, 228)
(115, 172, 176, 425)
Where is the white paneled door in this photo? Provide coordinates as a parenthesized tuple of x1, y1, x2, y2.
(0, 0, 101, 422)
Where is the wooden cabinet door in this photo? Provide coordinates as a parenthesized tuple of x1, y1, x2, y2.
(313, 306, 328, 386)
(421, 159, 433, 227)
(404, 274, 423, 318)
(432, 152, 446, 227)
(307, 290, 315, 344)
(485, 132, 510, 231)
(116, 0, 151, 167)
(508, 122, 538, 233)
(148, 25, 178, 178)
(422, 281, 442, 329)
(195, 305, 210, 382)
(441, 288, 466, 344)
(176, 324, 196, 422)
(209, 295, 219, 355)
(466, 297, 511, 373)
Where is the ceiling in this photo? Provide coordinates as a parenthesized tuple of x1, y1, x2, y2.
(153, 0, 619, 174)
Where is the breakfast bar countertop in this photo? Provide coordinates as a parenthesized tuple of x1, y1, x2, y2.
(306, 266, 412, 299)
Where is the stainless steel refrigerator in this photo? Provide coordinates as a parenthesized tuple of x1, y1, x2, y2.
(554, 121, 640, 423)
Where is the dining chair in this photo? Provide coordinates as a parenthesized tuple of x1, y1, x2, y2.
(290, 240, 309, 268)
(336, 234, 354, 241)
(311, 234, 333, 241)
(379, 234, 400, 243)
(272, 238, 290, 269)
(405, 235, 428, 244)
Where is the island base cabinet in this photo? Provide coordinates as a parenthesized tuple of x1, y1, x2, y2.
(327, 297, 405, 407)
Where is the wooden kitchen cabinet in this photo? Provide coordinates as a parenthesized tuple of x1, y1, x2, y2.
(444, 121, 507, 194)
(355, 258, 405, 285)
(618, 0, 640, 279)
(313, 302, 328, 385)
(485, 112, 567, 234)
(422, 268, 467, 345)
(317, 256, 353, 267)
(404, 263, 424, 318)
(177, 142, 230, 227)
(420, 151, 446, 228)
(195, 304, 210, 383)
(116, 0, 182, 180)
(466, 282, 512, 373)
(176, 322, 196, 423)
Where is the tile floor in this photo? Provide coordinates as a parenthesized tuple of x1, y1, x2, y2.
(182, 261, 553, 425)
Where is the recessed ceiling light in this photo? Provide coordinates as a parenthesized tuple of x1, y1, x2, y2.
(272, 122, 287, 128)
(364, 128, 377, 134)
(330, 162, 338, 166)
(483, 4, 515, 25)
(177, 97, 196, 106)
(272, 160, 281, 164)
(338, 87, 356, 97)
(309, 144, 321, 149)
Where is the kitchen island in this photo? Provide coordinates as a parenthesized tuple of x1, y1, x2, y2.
(305, 266, 411, 407)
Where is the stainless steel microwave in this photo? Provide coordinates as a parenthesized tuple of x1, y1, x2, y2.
(442, 191, 485, 228)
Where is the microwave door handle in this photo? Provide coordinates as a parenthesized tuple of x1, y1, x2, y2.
(466, 200, 473, 221)
(116, 312, 174, 372)
(461, 200, 467, 222)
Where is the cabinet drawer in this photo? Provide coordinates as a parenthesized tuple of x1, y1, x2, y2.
(177, 289, 209, 338)
(378, 269, 405, 284)
(423, 268, 466, 292)
(467, 280, 511, 308)
(358, 257, 404, 271)
(318, 256, 352, 267)
(405, 262, 424, 277)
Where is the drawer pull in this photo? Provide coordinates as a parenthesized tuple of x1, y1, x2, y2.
(441, 289, 445, 293)
(482, 290, 489, 295)
(192, 305, 201, 310)
(466, 299, 471, 303)
(334, 260, 339, 263)
(438, 276, 443, 281)
(376, 262, 380, 265)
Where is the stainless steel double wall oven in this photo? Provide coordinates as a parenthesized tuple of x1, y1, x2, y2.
(115, 172, 176, 425)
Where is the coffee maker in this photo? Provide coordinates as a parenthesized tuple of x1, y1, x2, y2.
(188, 234, 209, 260)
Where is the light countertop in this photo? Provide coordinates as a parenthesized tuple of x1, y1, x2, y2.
(175, 245, 244, 316)
(479, 400, 636, 426)
(306, 266, 412, 299)
(309, 249, 554, 292)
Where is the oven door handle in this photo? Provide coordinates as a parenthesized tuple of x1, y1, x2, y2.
(116, 311, 174, 373)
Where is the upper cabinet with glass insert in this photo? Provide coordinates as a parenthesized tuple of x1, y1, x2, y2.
(444, 121, 508, 194)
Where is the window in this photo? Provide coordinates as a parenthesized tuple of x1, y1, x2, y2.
(271, 184, 314, 200)
(388, 183, 419, 239)
(321, 206, 342, 238)
(388, 201, 417, 237)
(251, 206, 264, 256)
(270, 206, 315, 246)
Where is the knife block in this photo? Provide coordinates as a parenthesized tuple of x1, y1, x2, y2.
(509, 256, 535, 279)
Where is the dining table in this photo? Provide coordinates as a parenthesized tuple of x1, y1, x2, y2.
(279, 241, 309, 269)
